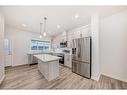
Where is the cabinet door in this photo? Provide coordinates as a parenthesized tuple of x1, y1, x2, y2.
(64, 55, 68, 66)
(64, 54, 72, 68)
(68, 37, 72, 48)
(68, 55, 72, 68)
(67, 32, 74, 48)
(80, 27, 90, 37)
(73, 31, 81, 39)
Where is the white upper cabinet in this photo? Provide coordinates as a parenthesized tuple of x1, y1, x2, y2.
(61, 31, 67, 42)
(67, 25, 91, 48)
(81, 26, 91, 37)
(67, 31, 74, 48)
(52, 31, 66, 49)
(52, 25, 91, 48)
(73, 30, 81, 39)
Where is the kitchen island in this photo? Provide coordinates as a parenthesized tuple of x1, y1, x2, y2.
(27, 51, 53, 64)
(27, 50, 64, 64)
(34, 54, 61, 81)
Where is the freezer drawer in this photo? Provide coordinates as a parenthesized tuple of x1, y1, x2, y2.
(72, 60, 91, 78)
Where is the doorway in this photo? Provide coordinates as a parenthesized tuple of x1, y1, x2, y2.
(4, 38, 12, 67)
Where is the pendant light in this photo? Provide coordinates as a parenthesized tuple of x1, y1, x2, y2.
(39, 23, 43, 38)
(43, 17, 47, 37)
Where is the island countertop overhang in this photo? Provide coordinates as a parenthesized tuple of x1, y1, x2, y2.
(34, 54, 61, 63)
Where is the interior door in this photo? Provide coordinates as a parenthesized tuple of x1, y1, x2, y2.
(4, 39, 12, 67)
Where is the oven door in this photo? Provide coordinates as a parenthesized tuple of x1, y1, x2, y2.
(57, 55, 64, 64)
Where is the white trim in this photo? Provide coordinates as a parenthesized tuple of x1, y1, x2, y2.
(102, 73, 127, 83)
(68, 24, 90, 33)
(0, 74, 5, 84)
(91, 73, 101, 81)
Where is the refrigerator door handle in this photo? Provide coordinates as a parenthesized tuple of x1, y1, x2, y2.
(78, 46, 81, 58)
(78, 40, 81, 58)
(8, 51, 12, 55)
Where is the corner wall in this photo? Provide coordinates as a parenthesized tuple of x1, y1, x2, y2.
(0, 13, 5, 84)
(5, 26, 51, 66)
(100, 10, 127, 82)
(91, 13, 101, 81)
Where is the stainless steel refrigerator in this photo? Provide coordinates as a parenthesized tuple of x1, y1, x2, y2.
(72, 37, 91, 78)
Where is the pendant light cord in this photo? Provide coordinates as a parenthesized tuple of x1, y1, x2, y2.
(44, 17, 47, 33)
(40, 23, 43, 35)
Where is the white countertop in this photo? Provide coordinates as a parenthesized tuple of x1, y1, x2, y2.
(27, 49, 72, 55)
(27, 51, 52, 55)
(34, 54, 61, 62)
(27, 50, 64, 55)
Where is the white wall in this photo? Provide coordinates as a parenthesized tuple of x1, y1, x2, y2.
(52, 33, 65, 49)
(100, 10, 127, 82)
(5, 26, 51, 66)
(0, 12, 5, 84)
(91, 14, 101, 81)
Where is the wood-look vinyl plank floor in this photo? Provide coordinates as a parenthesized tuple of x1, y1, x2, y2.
(0, 64, 127, 89)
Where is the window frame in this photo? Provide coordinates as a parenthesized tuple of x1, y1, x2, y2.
(31, 40, 50, 51)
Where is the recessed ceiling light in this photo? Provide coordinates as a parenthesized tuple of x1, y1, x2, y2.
(74, 14, 79, 19)
(22, 24, 27, 27)
(57, 25, 60, 29)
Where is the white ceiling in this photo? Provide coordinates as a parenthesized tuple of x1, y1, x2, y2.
(1, 6, 127, 37)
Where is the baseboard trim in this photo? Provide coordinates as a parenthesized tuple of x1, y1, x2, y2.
(12, 64, 30, 67)
(0, 75, 5, 85)
(102, 73, 127, 83)
(91, 73, 101, 81)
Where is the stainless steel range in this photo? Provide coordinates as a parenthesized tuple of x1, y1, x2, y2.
(52, 53, 64, 64)
(57, 53, 64, 64)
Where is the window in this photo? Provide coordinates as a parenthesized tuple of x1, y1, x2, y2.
(31, 40, 50, 51)
(4, 39, 10, 50)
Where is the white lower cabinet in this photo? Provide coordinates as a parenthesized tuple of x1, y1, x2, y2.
(38, 59, 59, 81)
(64, 54, 72, 68)
(28, 54, 38, 64)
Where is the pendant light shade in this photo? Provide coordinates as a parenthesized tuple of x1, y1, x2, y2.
(43, 17, 47, 37)
(43, 32, 46, 36)
(40, 35, 42, 38)
(40, 23, 43, 38)
(39, 17, 47, 38)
